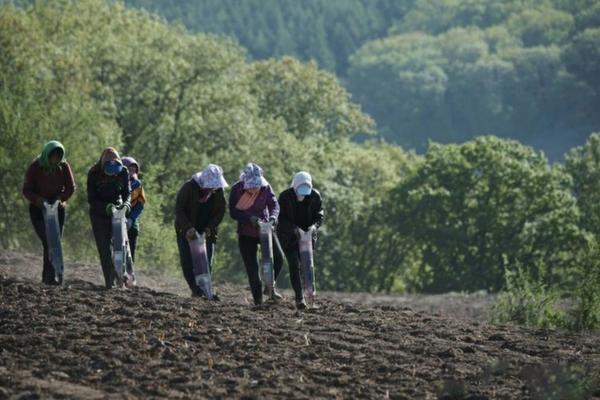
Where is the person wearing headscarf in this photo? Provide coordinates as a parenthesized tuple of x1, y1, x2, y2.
(87, 147, 131, 289)
(175, 164, 228, 297)
(229, 163, 280, 305)
(274, 171, 324, 309)
(121, 156, 146, 265)
(22, 140, 76, 285)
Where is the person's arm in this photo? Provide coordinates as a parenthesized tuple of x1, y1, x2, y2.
(175, 182, 193, 235)
(87, 168, 106, 215)
(277, 190, 294, 225)
(266, 185, 280, 220)
(61, 161, 76, 202)
(129, 181, 146, 222)
(22, 162, 42, 206)
(312, 190, 324, 228)
(128, 200, 144, 222)
(229, 184, 251, 222)
(208, 189, 226, 229)
(120, 170, 131, 210)
(276, 190, 298, 241)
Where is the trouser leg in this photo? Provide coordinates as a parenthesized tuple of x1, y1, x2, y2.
(128, 226, 139, 262)
(29, 205, 53, 283)
(91, 214, 114, 289)
(239, 235, 262, 305)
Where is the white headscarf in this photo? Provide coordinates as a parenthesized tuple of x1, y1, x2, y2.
(192, 164, 229, 189)
(291, 171, 312, 200)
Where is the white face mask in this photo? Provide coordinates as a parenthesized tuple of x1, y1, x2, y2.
(296, 195, 305, 202)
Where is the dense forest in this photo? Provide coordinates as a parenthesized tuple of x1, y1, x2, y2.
(122, 0, 411, 75)
(1, 0, 600, 329)
(124, 0, 600, 158)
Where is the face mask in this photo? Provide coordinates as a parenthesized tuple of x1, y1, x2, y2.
(103, 160, 123, 176)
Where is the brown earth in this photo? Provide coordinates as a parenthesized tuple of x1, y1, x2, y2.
(1, 250, 599, 399)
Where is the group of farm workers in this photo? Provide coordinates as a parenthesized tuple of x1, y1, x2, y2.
(22, 141, 323, 310)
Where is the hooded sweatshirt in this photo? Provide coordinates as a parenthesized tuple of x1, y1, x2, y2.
(87, 147, 131, 217)
(23, 141, 76, 207)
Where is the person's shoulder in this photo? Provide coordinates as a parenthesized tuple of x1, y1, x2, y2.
(131, 178, 142, 189)
(26, 158, 41, 172)
(310, 188, 322, 198)
(265, 183, 279, 193)
(179, 178, 194, 191)
(87, 163, 100, 175)
(280, 187, 295, 197)
(231, 181, 243, 191)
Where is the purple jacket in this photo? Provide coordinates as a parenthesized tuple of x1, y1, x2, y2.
(229, 181, 280, 238)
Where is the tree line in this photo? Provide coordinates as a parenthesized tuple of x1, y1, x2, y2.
(1, 0, 600, 329)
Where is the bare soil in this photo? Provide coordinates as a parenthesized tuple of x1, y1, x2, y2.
(1, 250, 599, 399)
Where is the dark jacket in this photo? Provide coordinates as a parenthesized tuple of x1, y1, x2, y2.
(276, 187, 324, 248)
(87, 163, 131, 217)
(174, 179, 226, 242)
(229, 181, 279, 238)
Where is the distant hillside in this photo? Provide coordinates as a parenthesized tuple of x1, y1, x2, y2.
(125, 0, 600, 157)
(123, 0, 411, 75)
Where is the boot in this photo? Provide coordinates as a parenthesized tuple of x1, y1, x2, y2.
(264, 286, 283, 300)
(295, 298, 307, 310)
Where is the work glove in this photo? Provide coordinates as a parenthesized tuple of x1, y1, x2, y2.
(105, 203, 116, 217)
(205, 226, 214, 238)
(249, 215, 259, 227)
(117, 202, 131, 215)
(186, 227, 198, 241)
(268, 215, 278, 227)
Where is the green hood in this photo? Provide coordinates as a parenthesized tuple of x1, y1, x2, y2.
(39, 140, 65, 170)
